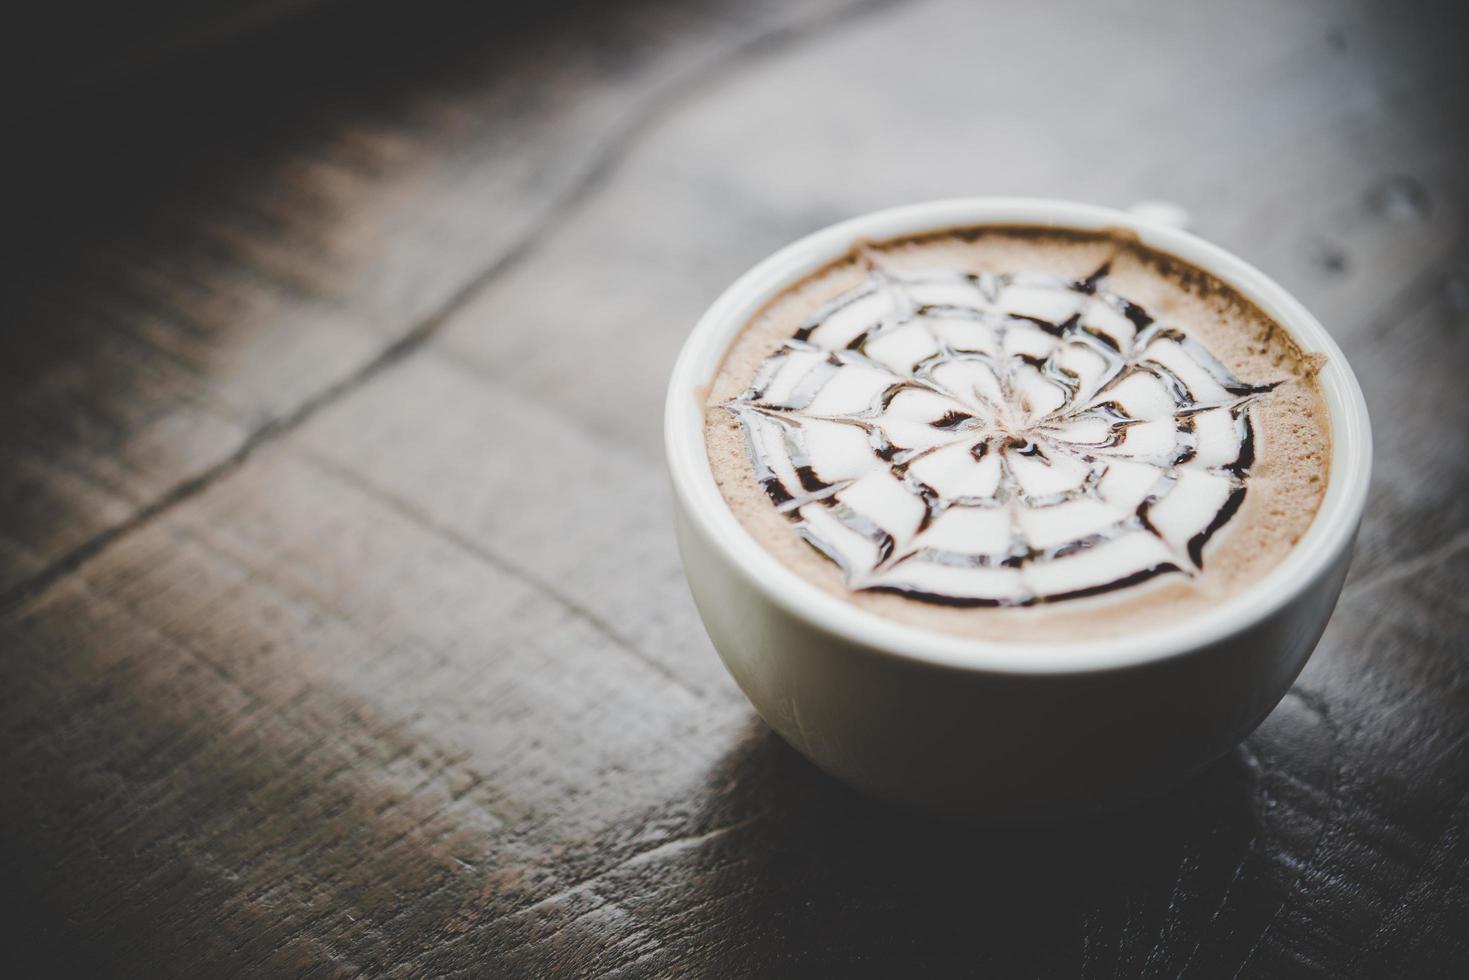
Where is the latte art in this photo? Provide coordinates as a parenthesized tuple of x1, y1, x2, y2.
(724, 258, 1282, 607)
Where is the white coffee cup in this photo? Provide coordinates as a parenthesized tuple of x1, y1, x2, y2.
(665, 198, 1371, 823)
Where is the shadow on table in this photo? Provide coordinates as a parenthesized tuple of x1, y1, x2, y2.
(688, 691, 1336, 975)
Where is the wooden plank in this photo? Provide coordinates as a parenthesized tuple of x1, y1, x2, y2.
(295, 355, 731, 696)
(0, 0, 855, 597)
(0, 442, 744, 975)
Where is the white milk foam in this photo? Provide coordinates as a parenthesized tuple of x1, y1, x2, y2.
(724, 258, 1281, 607)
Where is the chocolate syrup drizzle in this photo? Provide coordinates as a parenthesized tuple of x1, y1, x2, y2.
(725, 254, 1286, 609)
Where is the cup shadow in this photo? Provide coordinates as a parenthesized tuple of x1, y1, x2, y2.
(681, 695, 1334, 976)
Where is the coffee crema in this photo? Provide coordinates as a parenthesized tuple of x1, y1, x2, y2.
(704, 227, 1332, 642)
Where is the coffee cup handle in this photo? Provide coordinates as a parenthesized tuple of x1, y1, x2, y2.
(1127, 200, 1194, 232)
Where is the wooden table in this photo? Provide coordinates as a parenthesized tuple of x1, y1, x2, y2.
(3, 0, 1467, 974)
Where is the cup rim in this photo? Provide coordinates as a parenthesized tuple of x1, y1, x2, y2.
(665, 197, 1372, 675)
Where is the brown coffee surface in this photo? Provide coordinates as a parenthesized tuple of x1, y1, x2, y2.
(703, 226, 1332, 643)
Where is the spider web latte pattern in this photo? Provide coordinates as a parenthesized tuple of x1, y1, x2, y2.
(725, 258, 1283, 607)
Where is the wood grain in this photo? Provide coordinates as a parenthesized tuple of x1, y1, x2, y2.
(1, 0, 1467, 975)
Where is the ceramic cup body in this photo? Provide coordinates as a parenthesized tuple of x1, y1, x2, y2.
(665, 199, 1371, 823)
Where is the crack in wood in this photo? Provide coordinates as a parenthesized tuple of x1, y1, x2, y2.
(301, 447, 708, 702)
(0, 0, 912, 623)
(481, 815, 762, 931)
